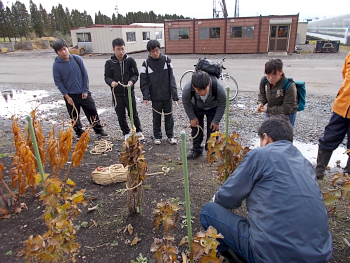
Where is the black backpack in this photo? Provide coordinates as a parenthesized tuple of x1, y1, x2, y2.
(195, 58, 222, 78)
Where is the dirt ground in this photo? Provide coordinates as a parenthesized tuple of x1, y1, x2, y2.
(0, 104, 349, 263)
(0, 47, 350, 262)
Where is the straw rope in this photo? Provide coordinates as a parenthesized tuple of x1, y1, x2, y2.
(92, 164, 170, 186)
(92, 164, 128, 185)
(185, 125, 204, 139)
(90, 139, 113, 154)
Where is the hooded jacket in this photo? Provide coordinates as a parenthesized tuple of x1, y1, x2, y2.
(53, 54, 88, 95)
(332, 52, 350, 118)
(104, 54, 139, 97)
(140, 53, 179, 102)
(257, 74, 298, 115)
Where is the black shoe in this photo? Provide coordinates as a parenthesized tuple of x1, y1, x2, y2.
(219, 248, 246, 263)
(187, 151, 201, 159)
(98, 130, 109, 138)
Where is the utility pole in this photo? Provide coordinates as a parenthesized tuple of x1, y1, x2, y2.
(221, 0, 228, 18)
(234, 0, 239, 17)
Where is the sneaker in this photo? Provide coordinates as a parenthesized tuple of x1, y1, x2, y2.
(168, 138, 177, 144)
(136, 132, 145, 141)
(187, 151, 201, 159)
(98, 130, 109, 138)
(124, 133, 131, 141)
(154, 139, 162, 145)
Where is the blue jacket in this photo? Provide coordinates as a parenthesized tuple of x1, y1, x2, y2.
(214, 140, 332, 263)
(53, 54, 89, 95)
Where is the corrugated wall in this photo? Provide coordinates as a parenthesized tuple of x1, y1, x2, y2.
(164, 15, 299, 54)
(164, 20, 194, 54)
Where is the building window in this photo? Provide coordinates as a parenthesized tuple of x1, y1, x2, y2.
(155, 31, 162, 40)
(199, 27, 221, 39)
(142, 31, 150, 41)
(76, 32, 91, 42)
(231, 26, 254, 38)
(126, 32, 136, 42)
(169, 28, 189, 40)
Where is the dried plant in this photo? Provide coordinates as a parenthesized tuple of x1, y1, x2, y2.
(120, 133, 147, 214)
(207, 132, 250, 181)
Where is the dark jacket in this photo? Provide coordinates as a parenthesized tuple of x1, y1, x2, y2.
(215, 140, 332, 262)
(104, 54, 139, 97)
(257, 74, 298, 115)
(140, 53, 179, 102)
(182, 79, 226, 125)
(53, 54, 88, 95)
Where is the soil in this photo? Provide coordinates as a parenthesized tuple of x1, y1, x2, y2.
(0, 46, 350, 263)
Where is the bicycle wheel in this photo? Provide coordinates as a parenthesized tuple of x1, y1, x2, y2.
(220, 74, 239, 101)
(180, 70, 195, 90)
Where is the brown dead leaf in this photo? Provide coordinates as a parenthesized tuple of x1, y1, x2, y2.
(130, 236, 141, 246)
(89, 219, 98, 229)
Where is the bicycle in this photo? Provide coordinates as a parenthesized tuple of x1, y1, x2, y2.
(179, 58, 239, 101)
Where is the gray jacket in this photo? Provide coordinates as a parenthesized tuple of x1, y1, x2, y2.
(182, 79, 226, 124)
(214, 140, 332, 263)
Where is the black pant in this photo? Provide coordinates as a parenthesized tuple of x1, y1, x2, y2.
(64, 93, 103, 136)
(152, 99, 174, 139)
(113, 95, 142, 135)
(319, 111, 350, 151)
(191, 105, 217, 153)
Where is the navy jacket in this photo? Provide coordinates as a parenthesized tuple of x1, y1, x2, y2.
(214, 140, 332, 262)
(53, 54, 88, 95)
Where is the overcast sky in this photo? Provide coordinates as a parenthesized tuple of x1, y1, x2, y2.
(10, 0, 350, 21)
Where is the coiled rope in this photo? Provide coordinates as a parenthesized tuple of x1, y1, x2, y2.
(184, 125, 204, 139)
(90, 139, 113, 154)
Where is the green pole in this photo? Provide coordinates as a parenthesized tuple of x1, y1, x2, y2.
(26, 115, 47, 195)
(127, 85, 134, 135)
(180, 131, 193, 261)
(224, 87, 230, 181)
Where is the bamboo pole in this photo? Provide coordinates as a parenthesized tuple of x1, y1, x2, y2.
(180, 131, 193, 261)
(224, 87, 230, 181)
(26, 115, 47, 195)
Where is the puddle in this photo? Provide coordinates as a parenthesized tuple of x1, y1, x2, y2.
(251, 138, 348, 168)
(0, 89, 59, 119)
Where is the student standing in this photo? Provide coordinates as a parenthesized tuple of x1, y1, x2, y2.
(140, 40, 179, 145)
(315, 51, 350, 179)
(52, 39, 108, 139)
(104, 38, 144, 141)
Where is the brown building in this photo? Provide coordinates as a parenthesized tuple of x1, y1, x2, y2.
(164, 14, 299, 55)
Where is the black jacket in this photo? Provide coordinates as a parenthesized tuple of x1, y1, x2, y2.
(140, 54, 179, 102)
(104, 54, 139, 96)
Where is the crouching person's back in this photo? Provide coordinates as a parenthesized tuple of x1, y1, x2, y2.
(200, 115, 332, 263)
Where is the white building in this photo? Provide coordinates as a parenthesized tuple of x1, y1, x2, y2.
(70, 23, 164, 54)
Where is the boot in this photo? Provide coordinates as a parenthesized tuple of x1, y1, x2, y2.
(315, 148, 333, 180)
(343, 156, 350, 175)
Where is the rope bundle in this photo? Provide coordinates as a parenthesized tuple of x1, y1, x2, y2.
(90, 139, 113, 154)
(91, 164, 128, 185)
